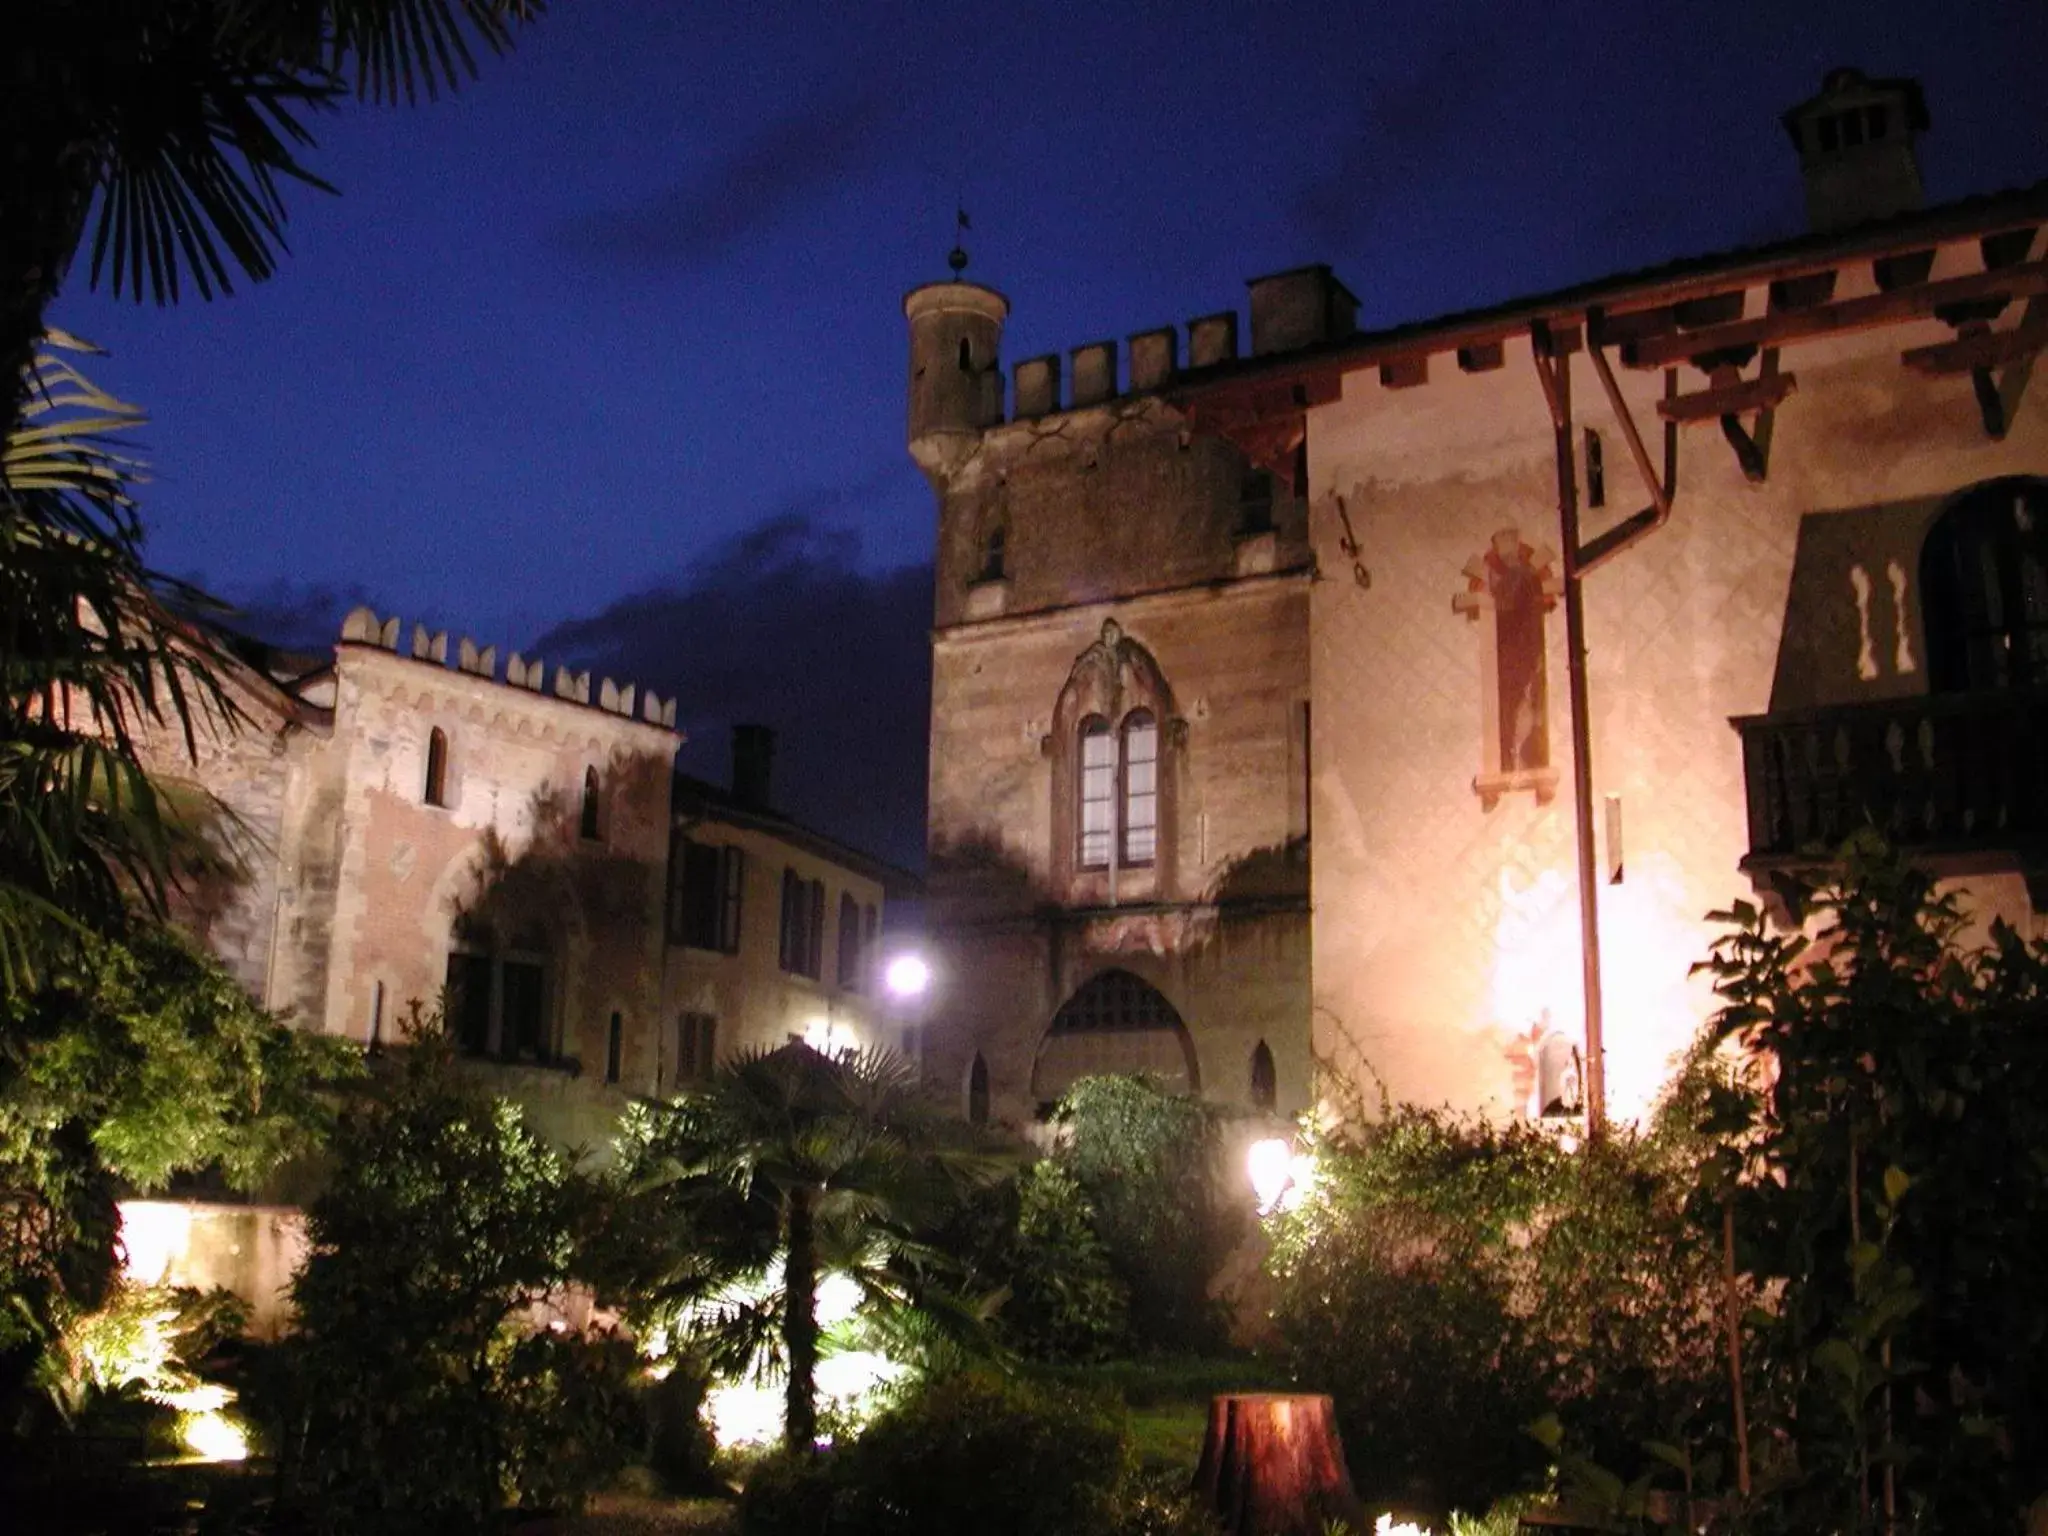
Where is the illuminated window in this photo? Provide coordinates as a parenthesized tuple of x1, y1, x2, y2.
(424, 728, 449, 807)
(1078, 717, 1114, 869)
(1121, 710, 1158, 866)
(580, 767, 601, 840)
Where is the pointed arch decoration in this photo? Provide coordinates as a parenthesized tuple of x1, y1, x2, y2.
(1031, 968, 1199, 1106)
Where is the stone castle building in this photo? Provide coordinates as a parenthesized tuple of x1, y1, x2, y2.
(154, 609, 913, 1148)
(909, 70, 2048, 1130)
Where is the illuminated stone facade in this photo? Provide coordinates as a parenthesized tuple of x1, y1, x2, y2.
(913, 71, 2048, 1129)
(151, 616, 909, 1150)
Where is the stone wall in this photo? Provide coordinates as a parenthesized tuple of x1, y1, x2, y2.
(1305, 319, 2048, 1123)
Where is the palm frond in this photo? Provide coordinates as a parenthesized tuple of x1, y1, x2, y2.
(1, 337, 245, 993)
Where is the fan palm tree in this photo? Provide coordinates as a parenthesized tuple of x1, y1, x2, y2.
(0, 333, 241, 994)
(4, 0, 544, 431)
(612, 1043, 1008, 1450)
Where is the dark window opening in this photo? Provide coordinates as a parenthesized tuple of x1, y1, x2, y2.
(1250, 1040, 1277, 1110)
(1237, 471, 1276, 535)
(958, 337, 973, 371)
(968, 1054, 990, 1126)
(1842, 110, 1864, 148)
(605, 1012, 623, 1084)
(1866, 104, 1888, 140)
(674, 838, 742, 952)
(1922, 479, 2048, 692)
(779, 870, 827, 978)
(676, 1012, 717, 1088)
(1817, 113, 1840, 152)
(446, 952, 493, 1056)
(424, 728, 449, 807)
(1584, 428, 1605, 509)
(836, 891, 862, 988)
(978, 524, 1007, 582)
(500, 960, 548, 1063)
(580, 767, 602, 840)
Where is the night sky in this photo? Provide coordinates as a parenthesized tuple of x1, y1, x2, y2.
(48, 1, 2048, 871)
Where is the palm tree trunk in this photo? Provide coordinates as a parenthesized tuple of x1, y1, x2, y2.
(783, 1184, 820, 1450)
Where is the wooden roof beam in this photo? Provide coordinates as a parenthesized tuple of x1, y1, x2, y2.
(1622, 259, 2048, 369)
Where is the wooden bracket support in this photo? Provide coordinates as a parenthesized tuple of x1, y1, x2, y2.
(1901, 297, 2048, 440)
(1650, 347, 1789, 483)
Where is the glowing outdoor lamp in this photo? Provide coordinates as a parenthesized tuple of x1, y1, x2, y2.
(883, 953, 930, 999)
(1247, 1137, 1294, 1214)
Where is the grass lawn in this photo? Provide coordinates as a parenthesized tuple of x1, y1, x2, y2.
(1021, 1354, 1280, 1476)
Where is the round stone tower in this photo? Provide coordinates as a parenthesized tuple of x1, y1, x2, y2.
(904, 277, 1008, 483)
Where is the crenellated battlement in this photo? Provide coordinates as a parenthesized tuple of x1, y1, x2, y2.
(1003, 265, 1358, 424)
(338, 607, 679, 729)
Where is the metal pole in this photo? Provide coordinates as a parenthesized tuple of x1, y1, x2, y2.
(1542, 339, 1609, 1135)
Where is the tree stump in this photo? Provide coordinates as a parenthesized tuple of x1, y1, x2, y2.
(1191, 1392, 1367, 1536)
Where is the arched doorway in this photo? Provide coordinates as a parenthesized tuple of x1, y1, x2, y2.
(1030, 969, 1200, 1111)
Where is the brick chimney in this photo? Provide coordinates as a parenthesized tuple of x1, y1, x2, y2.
(731, 724, 775, 811)
(1782, 68, 1929, 233)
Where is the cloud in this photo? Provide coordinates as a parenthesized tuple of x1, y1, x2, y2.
(206, 576, 381, 655)
(1294, 33, 1510, 252)
(537, 494, 933, 872)
(549, 90, 896, 269)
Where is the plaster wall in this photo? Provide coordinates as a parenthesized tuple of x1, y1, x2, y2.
(317, 645, 675, 1089)
(659, 821, 893, 1077)
(1305, 315, 2048, 1123)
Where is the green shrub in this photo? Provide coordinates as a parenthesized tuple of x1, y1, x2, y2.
(946, 1159, 1129, 1362)
(1264, 1106, 1721, 1514)
(1052, 1076, 1245, 1354)
(1104, 1468, 1222, 1536)
(738, 1447, 841, 1536)
(282, 1027, 639, 1532)
(834, 1371, 1125, 1536)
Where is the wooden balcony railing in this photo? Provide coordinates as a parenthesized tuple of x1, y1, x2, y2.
(1735, 688, 2048, 864)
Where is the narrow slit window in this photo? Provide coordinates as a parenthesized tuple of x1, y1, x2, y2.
(968, 1053, 990, 1126)
(1121, 710, 1158, 866)
(424, 728, 449, 807)
(836, 891, 861, 988)
(605, 1011, 622, 1084)
(1583, 428, 1605, 509)
(1078, 717, 1114, 869)
(1250, 1040, 1277, 1110)
(958, 337, 973, 371)
(580, 766, 602, 840)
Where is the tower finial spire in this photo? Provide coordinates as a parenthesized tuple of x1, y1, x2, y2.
(948, 206, 970, 276)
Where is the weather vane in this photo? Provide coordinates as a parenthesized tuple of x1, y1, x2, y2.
(948, 206, 970, 276)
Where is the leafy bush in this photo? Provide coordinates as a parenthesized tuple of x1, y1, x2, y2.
(1684, 837, 2048, 1532)
(1052, 1076, 1245, 1353)
(281, 1025, 637, 1532)
(738, 1447, 843, 1536)
(1264, 1105, 1722, 1515)
(946, 1158, 1129, 1362)
(833, 1370, 1126, 1536)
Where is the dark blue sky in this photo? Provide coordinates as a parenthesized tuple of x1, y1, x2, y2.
(49, 0, 2048, 868)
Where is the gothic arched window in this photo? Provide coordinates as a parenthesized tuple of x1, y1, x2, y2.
(1120, 710, 1158, 866)
(1921, 478, 2048, 692)
(1077, 716, 1114, 869)
(579, 766, 602, 840)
